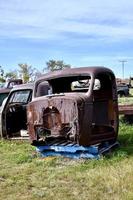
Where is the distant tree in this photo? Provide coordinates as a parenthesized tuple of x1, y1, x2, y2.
(0, 77, 5, 83)
(33, 70, 42, 80)
(18, 63, 36, 83)
(5, 70, 18, 79)
(45, 60, 71, 71)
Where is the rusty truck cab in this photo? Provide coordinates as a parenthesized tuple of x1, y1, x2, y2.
(27, 67, 118, 146)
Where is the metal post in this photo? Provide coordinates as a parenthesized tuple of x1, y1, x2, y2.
(119, 60, 127, 79)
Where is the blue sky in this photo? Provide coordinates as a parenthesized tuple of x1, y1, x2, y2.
(0, 0, 133, 78)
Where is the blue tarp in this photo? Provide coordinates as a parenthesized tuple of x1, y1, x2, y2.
(36, 140, 119, 159)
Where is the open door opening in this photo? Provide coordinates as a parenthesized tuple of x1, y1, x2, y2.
(2, 89, 32, 139)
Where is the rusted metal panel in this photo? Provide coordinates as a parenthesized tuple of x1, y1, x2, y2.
(119, 104, 133, 115)
(27, 67, 119, 146)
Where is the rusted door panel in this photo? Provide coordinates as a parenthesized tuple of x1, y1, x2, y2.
(78, 102, 93, 145)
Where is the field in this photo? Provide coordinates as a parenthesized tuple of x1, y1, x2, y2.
(0, 118, 133, 200)
(118, 88, 133, 105)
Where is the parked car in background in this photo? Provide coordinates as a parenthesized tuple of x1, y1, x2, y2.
(116, 77, 133, 88)
(0, 79, 23, 89)
(117, 84, 129, 97)
(27, 67, 119, 146)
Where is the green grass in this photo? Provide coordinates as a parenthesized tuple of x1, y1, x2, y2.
(1, 122, 133, 200)
(118, 97, 133, 105)
(130, 88, 133, 96)
(118, 88, 133, 105)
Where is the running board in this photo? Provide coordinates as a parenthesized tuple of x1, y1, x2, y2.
(9, 136, 29, 140)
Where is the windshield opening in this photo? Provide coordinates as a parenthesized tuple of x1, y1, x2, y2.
(9, 90, 31, 103)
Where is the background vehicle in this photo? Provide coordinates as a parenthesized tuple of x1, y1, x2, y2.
(1, 79, 23, 89)
(116, 77, 133, 88)
(117, 84, 129, 97)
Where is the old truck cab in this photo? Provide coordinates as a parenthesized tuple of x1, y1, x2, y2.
(27, 67, 118, 146)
